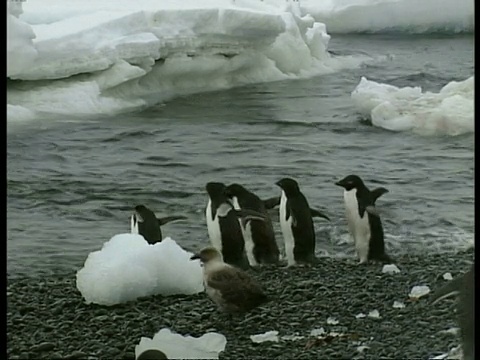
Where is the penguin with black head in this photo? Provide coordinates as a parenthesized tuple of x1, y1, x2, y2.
(335, 174, 391, 264)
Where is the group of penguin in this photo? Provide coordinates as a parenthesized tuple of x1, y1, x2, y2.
(130, 174, 474, 360)
(132, 174, 392, 268)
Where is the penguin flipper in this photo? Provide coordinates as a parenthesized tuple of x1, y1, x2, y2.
(429, 276, 463, 305)
(291, 213, 297, 227)
(157, 215, 188, 226)
(365, 206, 381, 217)
(371, 187, 389, 204)
(232, 209, 267, 222)
(310, 208, 330, 221)
(263, 196, 281, 210)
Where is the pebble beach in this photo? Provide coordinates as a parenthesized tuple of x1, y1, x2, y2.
(7, 248, 473, 360)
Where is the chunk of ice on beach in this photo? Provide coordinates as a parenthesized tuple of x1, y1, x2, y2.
(250, 331, 279, 343)
(442, 272, 454, 281)
(382, 264, 400, 274)
(76, 234, 204, 306)
(135, 328, 226, 359)
(310, 328, 326, 336)
(409, 285, 431, 300)
(327, 316, 339, 325)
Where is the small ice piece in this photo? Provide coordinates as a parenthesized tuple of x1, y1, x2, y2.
(327, 316, 339, 325)
(280, 334, 305, 341)
(250, 331, 279, 343)
(135, 328, 226, 359)
(393, 301, 405, 309)
(409, 285, 431, 299)
(355, 313, 366, 319)
(439, 327, 460, 336)
(310, 328, 326, 337)
(368, 310, 381, 319)
(442, 272, 453, 281)
(357, 345, 370, 353)
(329, 331, 342, 337)
(382, 264, 400, 274)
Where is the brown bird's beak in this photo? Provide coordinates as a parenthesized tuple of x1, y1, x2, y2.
(190, 254, 201, 261)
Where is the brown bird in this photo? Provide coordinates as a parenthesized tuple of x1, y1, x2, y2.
(190, 247, 269, 314)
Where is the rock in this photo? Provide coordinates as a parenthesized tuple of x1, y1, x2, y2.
(30, 342, 55, 352)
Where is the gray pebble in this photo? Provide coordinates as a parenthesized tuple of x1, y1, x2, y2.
(7, 255, 474, 360)
(30, 342, 55, 352)
(64, 350, 87, 359)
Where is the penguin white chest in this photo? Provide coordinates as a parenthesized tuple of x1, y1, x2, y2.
(206, 200, 222, 252)
(130, 214, 139, 235)
(343, 189, 370, 263)
(232, 197, 257, 266)
(279, 191, 295, 266)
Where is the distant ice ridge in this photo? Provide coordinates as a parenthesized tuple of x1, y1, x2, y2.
(299, 0, 474, 34)
(7, 0, 374, 122)
(76, 234, 204, 306)
(351, 76, 474, 136)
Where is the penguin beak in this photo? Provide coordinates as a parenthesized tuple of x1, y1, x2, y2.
(190, 253, 201, 261)
(334, 180, 344, 187)
(275, 180, 281, 187)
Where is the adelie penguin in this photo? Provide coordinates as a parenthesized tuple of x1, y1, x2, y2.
(224, 183, 280, 266)
(205, 182, 267, 270)
(429, 264, 474, 360)
(335, 174, 391, 264)
(130, 205, 187, 245)
(275, 178, 330, 267)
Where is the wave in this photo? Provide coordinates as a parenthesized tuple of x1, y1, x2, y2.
(351, 75, 474, 136)
(300, 0, 474, 34)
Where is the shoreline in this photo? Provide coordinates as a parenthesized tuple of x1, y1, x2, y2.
(8, 249, 474, 359)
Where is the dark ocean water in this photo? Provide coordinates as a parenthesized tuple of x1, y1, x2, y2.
(7, 34, 474, 278)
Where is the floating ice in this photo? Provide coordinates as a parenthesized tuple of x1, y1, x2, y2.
(368, 310, 381, 319)
(443, 272, 454, 281)
(351, 76, 474, 136)
(393, 301, 405, 309)
(382, 264, 400, 274)
(7, 3, 38, 78)
(355, 313, 366, 319)
(7, 0, 375, 123)
(135, 328, 226, 360)
(301, 0, 473, 34)
(250, 330, 279, 343)
(310, 328, 326, 336)
(76, 234, 204, 306)
(409, 285, 431, 300)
